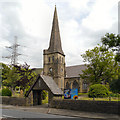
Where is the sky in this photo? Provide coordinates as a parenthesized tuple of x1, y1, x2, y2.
(0, 0, 119, 68)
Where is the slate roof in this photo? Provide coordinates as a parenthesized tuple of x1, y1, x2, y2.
(46, 6, 64, 55)
(41, 75, 63, 95)
(65, 64, 87, 78)
(32, 64, 87, 78)
(25, 74, 63, 97)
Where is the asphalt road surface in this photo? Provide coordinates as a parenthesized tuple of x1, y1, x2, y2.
(1, 108, 102, 120)
(2, 109, 73, 118)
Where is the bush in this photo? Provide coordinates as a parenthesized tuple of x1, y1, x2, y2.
(1, 88, 12, 96)
(109, 92, 120, 97)
(88, 84, 109, 98)
(41, 90, 47, 100)
(110, 78, 120, 93)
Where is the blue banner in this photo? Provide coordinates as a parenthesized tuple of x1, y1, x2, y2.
(70, 88, 78, 99)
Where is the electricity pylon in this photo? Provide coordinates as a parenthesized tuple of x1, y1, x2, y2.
(2, 36, 21, 65)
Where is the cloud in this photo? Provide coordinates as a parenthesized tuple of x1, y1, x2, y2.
(59, 0, 118, 66)
(0, 0, 51, 68)
(82, 0, 118, 31)
(0, 0, 118, 68)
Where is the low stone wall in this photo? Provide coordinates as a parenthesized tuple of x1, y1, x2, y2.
(1, 96, 26, 106)
(50, 99, 119, 115)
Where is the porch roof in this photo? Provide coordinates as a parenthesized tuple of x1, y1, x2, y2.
(25, 74, 63, 97)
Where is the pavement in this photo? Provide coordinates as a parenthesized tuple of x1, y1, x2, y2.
(0, 104, 119, 120)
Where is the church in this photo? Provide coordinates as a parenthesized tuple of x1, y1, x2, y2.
(43, 6, 88, 93)
(26, 6, 88, 105)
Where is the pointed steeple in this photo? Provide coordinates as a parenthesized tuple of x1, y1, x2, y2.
(47, 6, 64, 55)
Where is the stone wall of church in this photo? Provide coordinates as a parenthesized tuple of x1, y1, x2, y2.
(64, 77, 88, 93)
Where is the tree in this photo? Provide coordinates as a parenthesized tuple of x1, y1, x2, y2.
(80, 45, 119, 85)
(101, 33, 120, 62)
(110, 76, 120, 93)
(13, 63, 37, 92)
(1, 63, 10, 83)
(1, 63, 18, 88)
(102, 33, 120, 93)
(1, 62, 37, 94)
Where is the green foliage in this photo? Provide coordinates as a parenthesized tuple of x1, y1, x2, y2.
(109, 92, 120, 97)
(42, 95, 48, 104)
(1, 62, 37, 94)
(88, 84, 109, 98)
(110, 76, 120, 93)
(101, 33, 120, 62)
(1, 63, 20, 88)
(80, 45, 119, 84)
(1, 88, 12, 96)
(13, 63, 37, 90)
(78, 93, 88, 96)
(41, 90, 47, 100)
(24, 86, 30, 96)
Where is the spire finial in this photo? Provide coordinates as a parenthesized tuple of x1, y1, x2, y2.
(55, 4, 56, 11)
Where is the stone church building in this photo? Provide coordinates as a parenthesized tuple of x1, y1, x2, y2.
(43, 6, 88, 93)
(26, 6, 88, 105)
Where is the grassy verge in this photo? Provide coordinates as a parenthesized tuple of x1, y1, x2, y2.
(78, 97, 120, 101)
(78, 93, 88, 96)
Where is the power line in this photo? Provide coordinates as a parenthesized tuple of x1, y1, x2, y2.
(2, 36, 23, 65)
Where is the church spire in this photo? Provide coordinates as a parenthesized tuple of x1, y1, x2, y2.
(47, 6, 64, 55)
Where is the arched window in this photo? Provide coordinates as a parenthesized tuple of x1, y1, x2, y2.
(83, 81, 87, 90)
(56, 58, 58, 63)
(62, 57, 63, 63)
(72, 80, 79, 89)
(52, 56, 54, 62)
(59, 56, 61, 63)
(48, 57, 50, 62)
(66, 82, 70, 89)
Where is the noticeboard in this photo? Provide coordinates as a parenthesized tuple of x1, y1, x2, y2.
(64, 88, 78, 99)
(70, 88, 78, 99)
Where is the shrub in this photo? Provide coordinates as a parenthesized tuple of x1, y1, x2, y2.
(41, 90, 47, 100)
(88, 84, 109, 98)
(109, 92, 120, 97)
(1, 88, 12, 96)
(110, 78, 120, 93)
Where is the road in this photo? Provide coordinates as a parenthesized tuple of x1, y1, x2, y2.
(2, 108, 73, 118)
(1, 108, 101, 120)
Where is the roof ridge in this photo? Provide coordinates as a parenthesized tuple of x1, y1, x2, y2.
(66, 64, 86, 68)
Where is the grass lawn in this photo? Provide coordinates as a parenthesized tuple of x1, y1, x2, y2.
(78, 97, 120, 101)
(12, 91, 120, 102)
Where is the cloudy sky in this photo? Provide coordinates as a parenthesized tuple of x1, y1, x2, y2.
(0, 0, 119, 68)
